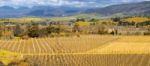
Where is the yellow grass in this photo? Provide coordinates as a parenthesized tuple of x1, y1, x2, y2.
(0, 49, 23, 65)
(0, 35, 150, 66)
(76, 21, 92, 26)
(87, 36, 150, 54)
(1, 35, 150, 54)
(125, 17, 149, 23)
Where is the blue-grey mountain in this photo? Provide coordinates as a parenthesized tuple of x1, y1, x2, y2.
(85, 1, 150, 16)
(0, 1, 150, 18)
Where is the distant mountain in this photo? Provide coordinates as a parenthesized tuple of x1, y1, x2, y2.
(0, 6, 87, 18)
(0, 1, 150, 18)
(85, 1, 150, 17)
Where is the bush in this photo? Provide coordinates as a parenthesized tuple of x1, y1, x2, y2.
(39, 28, 49, 37)
(28, 25, 40, 38)
(47, 25, 61, 34)
(28, 30, 39, 38)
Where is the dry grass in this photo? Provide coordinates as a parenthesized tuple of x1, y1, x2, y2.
(88, 36, 150, 54)
(1, 35, 150, 66)
(0, 35, 117, 53)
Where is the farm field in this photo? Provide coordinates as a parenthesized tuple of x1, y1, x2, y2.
(1, 35, 150, 66)
(87, 36, 150, 54)
(0, 35, 118, 54)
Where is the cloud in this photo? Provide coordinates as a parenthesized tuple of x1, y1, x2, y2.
(0, 0, 149, 7)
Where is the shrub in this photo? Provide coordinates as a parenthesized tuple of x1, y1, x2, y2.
(39, 28, 49, 37)
(28, 25, 40, 38)
(47, 25, 61, 34)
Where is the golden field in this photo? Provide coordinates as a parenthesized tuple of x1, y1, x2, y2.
(1, 35, 150, 66)
(125, 17, 149, 23)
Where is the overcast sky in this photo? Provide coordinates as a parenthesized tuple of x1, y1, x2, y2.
(0, 0, 149, 7)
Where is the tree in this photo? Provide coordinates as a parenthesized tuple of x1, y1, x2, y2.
(0, 25, 3, 37)
(47, 24, 61, 34)
(89, 18, 98, 22)
(112, 17, 121, 22)
(39, 28, 49, 37)
(73, 23, 80, 33)
(28, 24, 40, 38)
(98, 24, 107, 34)
(76, 18, 85, 22)
(73, 23, 80, 37)
(14, 24, 23, 37)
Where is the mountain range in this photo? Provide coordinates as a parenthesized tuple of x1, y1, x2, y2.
(85, 1, 150, 17)
(0, 1, 150, 18)
(0, 6, 88, 18)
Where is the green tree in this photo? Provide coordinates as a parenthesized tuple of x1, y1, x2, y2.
(47, 24, 62, 34)
(28, 24, 40, 38)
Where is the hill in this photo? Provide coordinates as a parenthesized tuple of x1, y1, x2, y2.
(85, 1, 150, 17)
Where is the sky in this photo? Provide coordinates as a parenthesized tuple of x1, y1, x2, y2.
(0, 0, 150, 7)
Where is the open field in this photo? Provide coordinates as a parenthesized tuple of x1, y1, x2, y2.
(1, 35, 150, 66)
